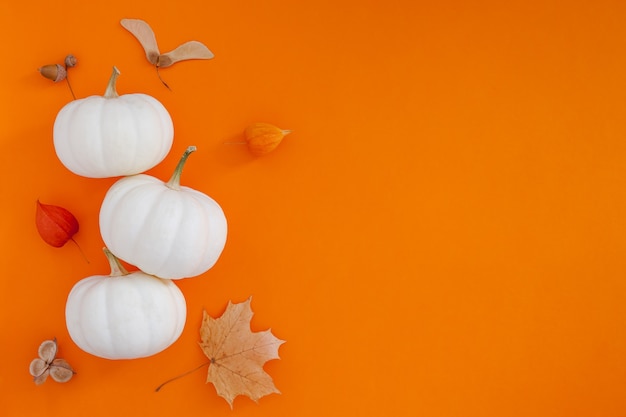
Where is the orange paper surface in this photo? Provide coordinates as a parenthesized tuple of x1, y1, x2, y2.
(2, 1, 626, 416)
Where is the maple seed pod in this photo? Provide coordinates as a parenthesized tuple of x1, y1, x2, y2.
(64, 54, 77, 68)
(244, 122, 291, 156)
(38, 64, 67, 83)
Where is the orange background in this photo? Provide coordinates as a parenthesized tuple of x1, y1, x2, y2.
(2, 0, 626, 415)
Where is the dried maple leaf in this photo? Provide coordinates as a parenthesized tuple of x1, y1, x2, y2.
(200, 298, 285, 408)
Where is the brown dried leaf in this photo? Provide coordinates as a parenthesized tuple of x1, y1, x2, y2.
(200, 298, 285, 408)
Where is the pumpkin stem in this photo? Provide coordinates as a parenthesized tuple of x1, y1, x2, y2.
(166, 146, 197, 190)
(103, 66, 121, 99)
(103, 247, 129, 277)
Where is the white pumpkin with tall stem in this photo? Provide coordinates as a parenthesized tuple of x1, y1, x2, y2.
(99, 146, 227, 280)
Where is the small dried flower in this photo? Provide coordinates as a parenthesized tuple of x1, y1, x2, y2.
(29, 338, 75, 385)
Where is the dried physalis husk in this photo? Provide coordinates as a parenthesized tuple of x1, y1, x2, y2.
(244, 122, 291, 156)
(29, 339, 75, 385)
(38, 64, 67, 83)
(35, 200, 79, 248)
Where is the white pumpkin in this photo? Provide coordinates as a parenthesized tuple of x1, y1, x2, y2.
(99, 146, 227, 280)
(65, 248, 187, 360)
(53, 66, 173, 178)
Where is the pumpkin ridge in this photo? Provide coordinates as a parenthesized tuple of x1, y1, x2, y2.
(66, 100, 100, 176)
(80, 277, 109, 357)
(131, 278, 152, 358)
(102, 178, 161, 267)
(53, 101, 79, 172)
(128, 100, 143, 173)
(82, 278, 102, 355)
(180, 192, 210, 274)
(95, 98, 111, 176)
(139, 94, 174, 162)
(186, 189, 227, 275)
(167, 281, 187, 345)
(102, 97, 135, 175)
(103, 278, 120, 358)
(188, 190, 228, 272)
(143, 189, 188, 276)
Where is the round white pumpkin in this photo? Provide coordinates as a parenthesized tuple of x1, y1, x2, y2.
(53, 67, 173, 178)
(65, 250, 187, 360)
(99, 146, 227, 280)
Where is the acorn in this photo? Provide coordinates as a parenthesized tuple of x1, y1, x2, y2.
(38, 64, 67, 83)
(64, 54, 77, 68)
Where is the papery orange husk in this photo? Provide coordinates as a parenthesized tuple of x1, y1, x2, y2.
(35, 200, 79, 247)
(244, 122, 291, 156)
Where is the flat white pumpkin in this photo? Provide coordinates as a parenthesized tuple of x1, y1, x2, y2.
(65, 249, 187, 360)
(53, 67, 173, 178)
(99, 146, 227, 280)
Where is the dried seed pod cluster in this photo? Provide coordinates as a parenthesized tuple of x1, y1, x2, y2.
(29, 339, 75, 385)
